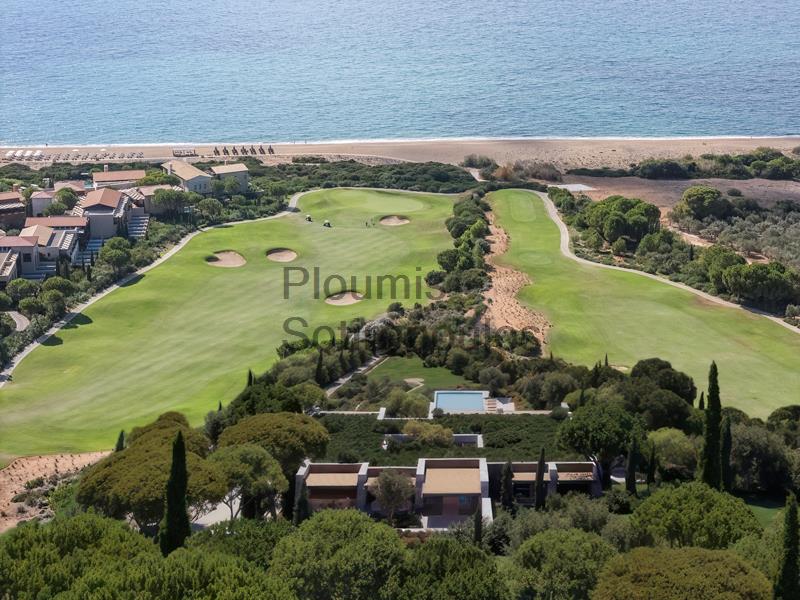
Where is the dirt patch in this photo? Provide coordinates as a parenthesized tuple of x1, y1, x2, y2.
(483, 213, 551, 343)
(0, 452, 108, 533)
(380, 215, 410, 226)
(266, 248, 298, 262)
(206, 251, 246, 267)
(325, 291, 364, 306)
(404, 377, 424, 389)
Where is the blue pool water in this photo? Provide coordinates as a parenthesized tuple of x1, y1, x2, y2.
(435, 391, 486, 413)
(2, 0, 799, 144)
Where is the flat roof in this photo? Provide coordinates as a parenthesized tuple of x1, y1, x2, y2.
(422, 467, 480, 495)
(305, 472, 359, 488)
(513, 471, 550, 482)
(210, 163, 249, 175)
(92, 169, 146, 183)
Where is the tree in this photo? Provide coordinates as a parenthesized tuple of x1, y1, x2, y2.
(98, 246, 131, 279)
(40, 289, 66, 319)
(152, 188, 187, 217)
(721, 416, 733, 492)
(514, 528, 617, 600)
(114, 430, 125, 452)
(625, 437, 639, 496)
(400, 535, 507, 600)
(6, 278, 39, 303)
(209, 444, 288, 520)
(18, 296, 45, 317)
(197, 197, 223, 222)
(43, 200, 67, 216)
(646, 443, 657, 489)
(270, 510, 406, 600)
(293, 483, 310, 526)
(368, 470, 414, 526)
(557, 401, 645, 488)
(698, 390, 705, 410)
(535, 447, 546, 510)
(223, 176, 241, 195)
(159, 431, 191, 556)
(473, 509, 483, 545)
(775, 494, 800, 600)
(592, 547, 771, 600)
(648, 427, 697, 479)
(631, 482, 760, 548)
(54, 187, 79, 209)
(187, 518, 293, 567)
(500, 461, 514, 512)
(41, 275, 76, 296)
(314, 346, 324, 385)
(701, 361, 722, 489)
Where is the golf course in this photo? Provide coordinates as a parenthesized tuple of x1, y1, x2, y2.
(491, 189, 800, 418)
(0, 189, 455, 462)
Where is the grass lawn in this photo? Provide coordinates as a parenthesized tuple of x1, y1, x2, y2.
(491, 189, 800, 418)
(366, 355, 475, 397)
(737, 493, 784, 529)
(0, 189, 456, 462)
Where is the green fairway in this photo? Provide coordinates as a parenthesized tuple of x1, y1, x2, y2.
(367, 355, 475, 397)
(0, 189, 456, 461)
(491, 189, 800, 418)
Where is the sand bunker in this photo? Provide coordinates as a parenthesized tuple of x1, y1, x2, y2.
(206, 251, 246, 267)
(380, 215, 410, 226)
(325, 291, 364, 306)
(266, 248, 298, 262)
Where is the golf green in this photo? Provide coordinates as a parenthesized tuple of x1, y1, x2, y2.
(491, 189, 800, 418)
(0, 189, 456, 461)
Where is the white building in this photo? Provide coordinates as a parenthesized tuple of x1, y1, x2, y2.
(210, 163, 249, 193)
(162, 160, 212, 194)
(30, 190, 55, 216)
(73, 188, 133, 239)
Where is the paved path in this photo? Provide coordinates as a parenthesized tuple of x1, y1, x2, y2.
(5, 311, 29, 332)
(535, 190, 799, 336)
(0, 191, 307, 387)
(324, 354, 385, 397)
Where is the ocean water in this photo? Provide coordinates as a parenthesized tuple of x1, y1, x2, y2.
(1, 0, 799, 144)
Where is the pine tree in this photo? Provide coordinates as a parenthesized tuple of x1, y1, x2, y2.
(159, 431, 191, 557)
(500, 461, 514, 512)
(114, 430, 125, 452)
(535, 447, 547, 510)
(701, 362, 722, 489)
(646, 444, 657, 490)
(775, 494, 800, 600)
(625, 437, 639, 496)
(315, 347, 325, 385)
(721, 416, 733, 492)
(698, 391, 705, 410)
(473, 509, 483, 545)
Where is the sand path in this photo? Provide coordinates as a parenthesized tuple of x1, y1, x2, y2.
(0, 451, 108, 532)
(6, 311, 29, 332)
(535, 191, 799, 336)
(483, 213, 550, 341)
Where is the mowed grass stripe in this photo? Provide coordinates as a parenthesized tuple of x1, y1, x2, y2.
(0, 189, 455, 460)
(491, 189, 800, 417)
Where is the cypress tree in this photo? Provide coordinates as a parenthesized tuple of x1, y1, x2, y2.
(473, 509, 483, 545)
(315, 347, 325, 385)
(217, 401, 222, 412)
(698, 391, 705, 410)
(114, 430, 125, 452)
(293, 484, 310, 526)
(775, 494, 800, 600)
(159, 431, 191, 557)
(535, 447, 547, 510)
(500, 461, 514, 512)
(625, 437, 639, 496)
(701, 361, 722, 489)
(604, 353, 609, 367)
(247, 369, 254, 387)
(577, 388, 585, 410)
(721, 416, 733, 492)
(646, 444, 657, 490)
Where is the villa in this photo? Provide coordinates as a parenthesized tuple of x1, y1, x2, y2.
(122, 184, 182, 215)
(210, 163, 249, 192)
(91, 169, 146, 190)
(0, 236, 40, 276)
(162, 160, 212, 194)
(0, 191, 27, 229)
(29, 190, 55, 217)
(296, 457, 600, 529)
(19, 224, 79, 263)
(54, 180, 88, 195)
(73, 188, 133, 239)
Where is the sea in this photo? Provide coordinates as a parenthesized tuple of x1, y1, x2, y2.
(1, 0, 799, 145)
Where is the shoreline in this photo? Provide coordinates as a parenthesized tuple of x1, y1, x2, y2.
(3, 136, 799, 171)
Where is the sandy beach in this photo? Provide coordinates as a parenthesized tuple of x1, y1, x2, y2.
(4, 137, 799, 171)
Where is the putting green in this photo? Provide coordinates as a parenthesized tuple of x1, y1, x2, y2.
(491, 189, 800, 418)
(0, 189, 456, 461)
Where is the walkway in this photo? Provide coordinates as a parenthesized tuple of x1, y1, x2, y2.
(6, 311, 29, 332)
(324, 354, 385, 397)
(0, 191, 306, 387)
(535, 191, 799, 336)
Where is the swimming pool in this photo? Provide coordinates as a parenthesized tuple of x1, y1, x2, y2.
(434, 390, 486, 413)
